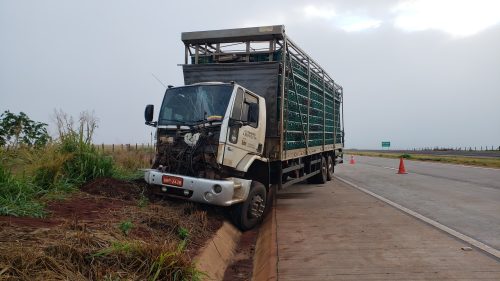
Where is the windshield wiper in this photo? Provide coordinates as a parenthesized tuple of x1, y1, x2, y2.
(189, 118, 223, 126)
(159, 119, 187, 124)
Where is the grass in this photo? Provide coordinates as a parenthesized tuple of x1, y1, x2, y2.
(1, 223, 205, 280)
(103, 147, 154, 170)
(0, 134, 138, 217)
(118, 220, 134, 236)
(177, 227, 190, 240)
(0, 178, 220, 280)
(347, 150, 500, 168)
(137, 193, 149, 208)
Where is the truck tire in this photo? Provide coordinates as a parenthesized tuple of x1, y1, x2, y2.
(308, 156, 327, 184)
(327, 155, 334, 181)
(230, 181, 267, 231)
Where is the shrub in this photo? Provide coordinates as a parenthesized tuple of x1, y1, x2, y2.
(0, 110, 117, 217)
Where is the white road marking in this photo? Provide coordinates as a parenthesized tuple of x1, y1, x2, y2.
(382, 166, 398, 171)
(360, 163, 406, 173)
(335, 175, 500, 259)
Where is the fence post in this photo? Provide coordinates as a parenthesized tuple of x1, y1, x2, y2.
(112, 144, 114, 152)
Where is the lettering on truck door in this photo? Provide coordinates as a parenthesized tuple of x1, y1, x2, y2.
(224, 87, 260, 168)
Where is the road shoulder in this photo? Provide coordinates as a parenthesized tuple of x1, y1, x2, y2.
(274, 179, 500, 280)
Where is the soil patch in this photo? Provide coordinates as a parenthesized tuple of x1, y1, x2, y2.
(0, 216, 60, 228)
(48, 194, 128, 220)
(81, 177, 144, 200)
(0, 194, 128, 228)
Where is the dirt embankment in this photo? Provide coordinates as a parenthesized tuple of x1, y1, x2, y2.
(0, 177, 223, 280)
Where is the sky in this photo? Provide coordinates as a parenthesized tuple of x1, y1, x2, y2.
(1, 0, 499, 149)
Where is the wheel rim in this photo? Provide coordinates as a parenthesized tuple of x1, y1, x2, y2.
(248, 194, 265, 219)
(328, 158, 333, 175)
(322, 159, 327, 177)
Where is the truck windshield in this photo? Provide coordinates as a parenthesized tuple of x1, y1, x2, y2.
(158, 84, 234, 125)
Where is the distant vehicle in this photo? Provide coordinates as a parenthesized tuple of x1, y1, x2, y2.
(144, 25, 344, 230)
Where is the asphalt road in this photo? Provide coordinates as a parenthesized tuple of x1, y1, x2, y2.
(336, 155, 500, 250)
(353, 149, 500, 158)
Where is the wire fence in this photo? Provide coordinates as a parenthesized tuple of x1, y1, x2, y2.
(408, 146, 500, 151)
(92, 143, 155, 152)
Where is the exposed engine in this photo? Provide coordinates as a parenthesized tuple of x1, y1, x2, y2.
(152, 125, 222, 179)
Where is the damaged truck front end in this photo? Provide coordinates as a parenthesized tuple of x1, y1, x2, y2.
(144, 171, 251, 206)
(144, 82, 268, 229)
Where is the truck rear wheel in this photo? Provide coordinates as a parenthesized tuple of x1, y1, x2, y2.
(230, 181, 267, 231)
(308, 156, 327, 184)
(327, 155, 334, 181)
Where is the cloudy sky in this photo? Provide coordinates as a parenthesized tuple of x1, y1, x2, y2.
(1, 0, 499, 149)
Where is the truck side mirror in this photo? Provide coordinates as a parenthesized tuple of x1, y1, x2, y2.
(145, 104, 154, 124)
(248, 103, 259, 126)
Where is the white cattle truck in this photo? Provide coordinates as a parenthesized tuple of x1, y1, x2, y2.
(144, 25, 344, 230)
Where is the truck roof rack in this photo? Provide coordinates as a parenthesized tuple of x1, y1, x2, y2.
(181, 26, 344, 157)
(181, 25, 342, 92)
(182, 25, 285, 44)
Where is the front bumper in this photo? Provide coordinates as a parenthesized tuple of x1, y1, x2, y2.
(143, 169, 251, 206)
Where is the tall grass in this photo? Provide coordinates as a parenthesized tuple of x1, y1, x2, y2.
(0, 132, 114, 217)
(106, 148, 153, 180)
(0, 163, 46, 217)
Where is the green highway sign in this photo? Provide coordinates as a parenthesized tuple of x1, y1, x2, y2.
(382, 141, 391, 148)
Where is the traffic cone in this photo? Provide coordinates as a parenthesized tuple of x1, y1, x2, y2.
(397, 157, 408, 174)
(349, 155, 355, 164)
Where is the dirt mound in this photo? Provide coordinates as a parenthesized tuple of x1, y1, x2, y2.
(0, 216, 60, 228)
(0, 195, 128, 228)
(80, 177, 144, 200)
(48, 195, 127, 220)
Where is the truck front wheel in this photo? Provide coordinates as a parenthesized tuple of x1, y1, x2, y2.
(231, 181, 267, 231)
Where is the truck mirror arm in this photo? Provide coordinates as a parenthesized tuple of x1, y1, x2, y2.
(228, 118, 250, 128)
(145, 121, 158, 127)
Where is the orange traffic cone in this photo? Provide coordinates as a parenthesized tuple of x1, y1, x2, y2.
(397, 157, 408, 174)
(349, 155, 356, 164)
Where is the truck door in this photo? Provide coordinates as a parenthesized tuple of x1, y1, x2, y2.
(223, 87, 263, 168)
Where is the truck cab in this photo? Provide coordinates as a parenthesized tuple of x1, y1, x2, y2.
(144, 82, 268, 229)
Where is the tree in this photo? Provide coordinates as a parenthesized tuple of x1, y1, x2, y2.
(0, 111, 50, 148)
(52, 109, 98, 145)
